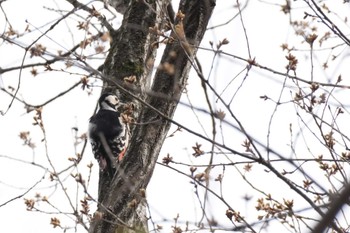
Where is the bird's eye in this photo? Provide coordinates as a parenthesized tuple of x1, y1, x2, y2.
(106, 95, 119, 107)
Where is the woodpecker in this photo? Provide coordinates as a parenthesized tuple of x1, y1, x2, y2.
(88, 93, 129, 175)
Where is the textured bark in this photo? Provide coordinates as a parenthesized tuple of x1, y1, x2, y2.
(89, 1, 216, 233)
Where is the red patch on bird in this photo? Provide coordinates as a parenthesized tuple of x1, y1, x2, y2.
(118, 147, 127, 161)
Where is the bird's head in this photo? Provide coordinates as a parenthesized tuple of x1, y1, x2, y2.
(98, 93, 122, 112)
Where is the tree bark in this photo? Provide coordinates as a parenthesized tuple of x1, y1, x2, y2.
(89, 1, 216, 232)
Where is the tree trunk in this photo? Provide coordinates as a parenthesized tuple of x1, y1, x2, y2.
(88, 1, 216, 232)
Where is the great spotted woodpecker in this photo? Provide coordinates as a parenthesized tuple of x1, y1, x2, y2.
(88, 93, 129, 175)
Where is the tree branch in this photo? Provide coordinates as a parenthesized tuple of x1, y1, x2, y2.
(89, 0, 216, 232)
